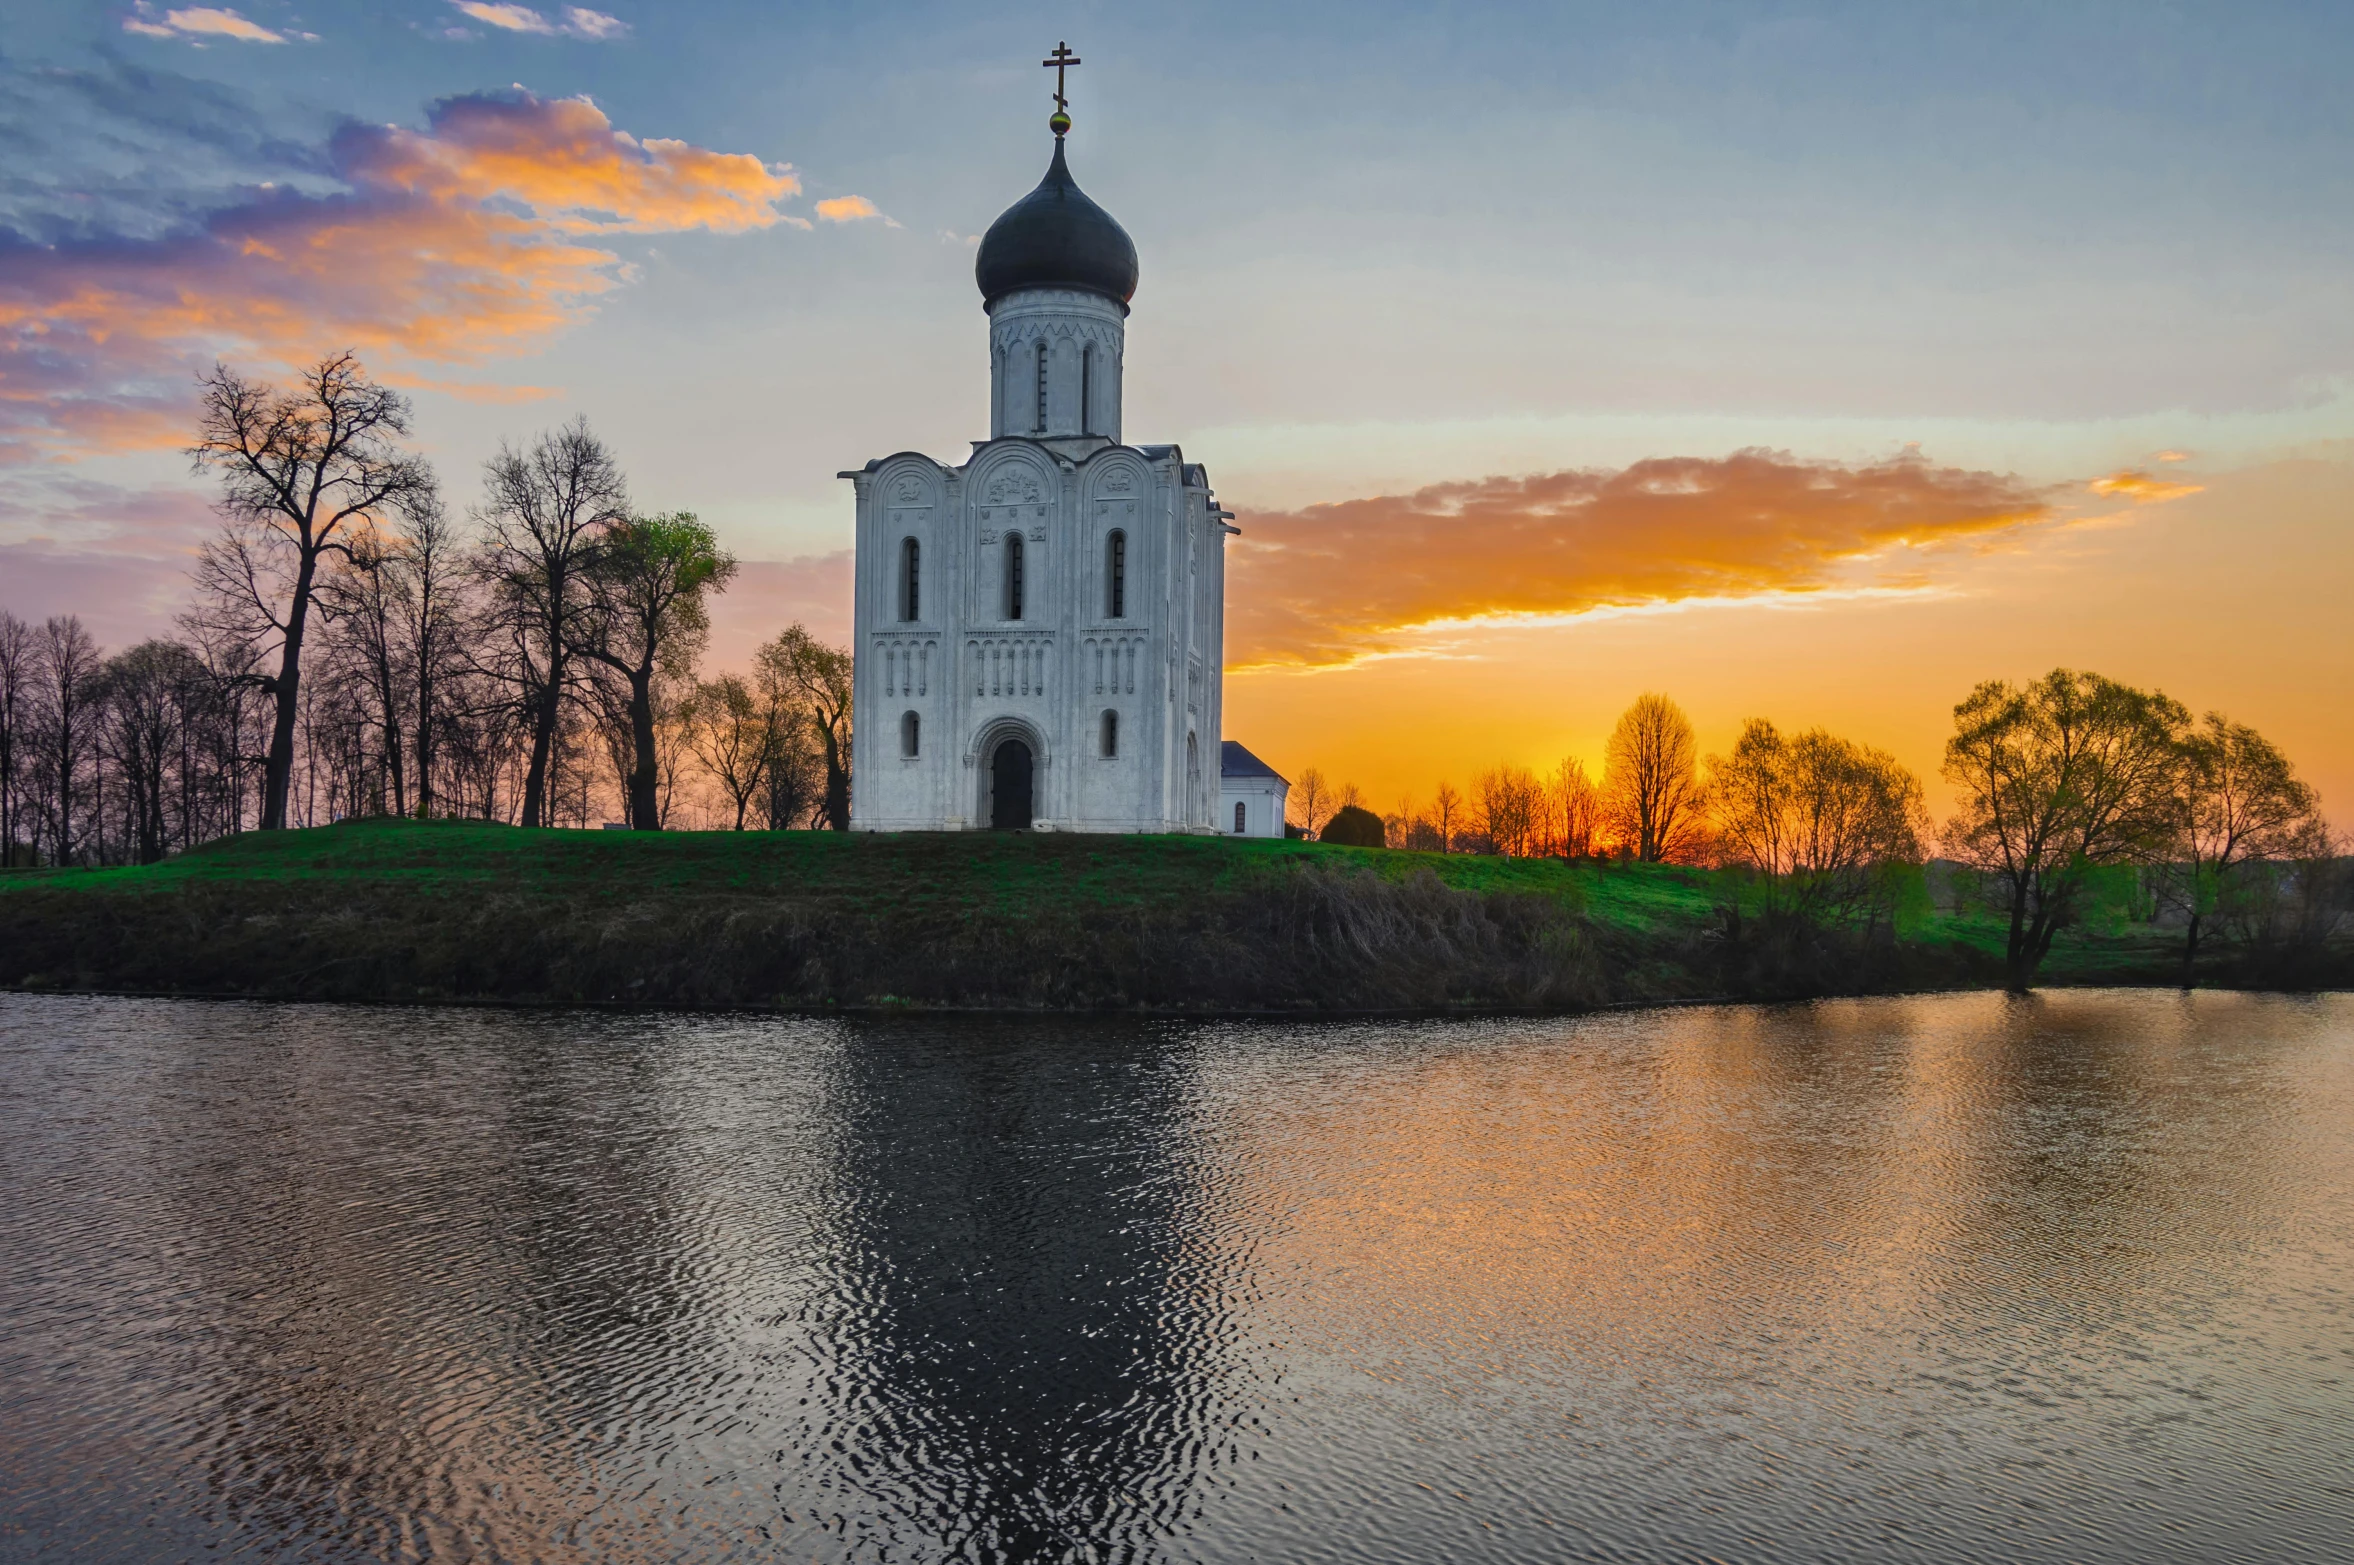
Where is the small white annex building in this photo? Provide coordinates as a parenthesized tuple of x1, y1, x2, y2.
(844, 90, 1239, 833)
(1220, 741, 1289, 839)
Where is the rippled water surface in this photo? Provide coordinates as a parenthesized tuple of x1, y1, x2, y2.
(3, 991, 2352, 1563)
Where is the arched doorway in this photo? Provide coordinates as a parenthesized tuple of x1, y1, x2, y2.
(990, 738, 1034, 829)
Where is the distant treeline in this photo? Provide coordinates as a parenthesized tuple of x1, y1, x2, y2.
(3, 353, 2347, 997)
(0, 352, 857, 870)
(1286, 680, 2347, 992)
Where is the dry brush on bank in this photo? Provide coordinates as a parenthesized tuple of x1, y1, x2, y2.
(0, 822, 2044, 1012)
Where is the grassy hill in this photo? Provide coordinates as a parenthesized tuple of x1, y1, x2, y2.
(0, 819, 2204, 1011)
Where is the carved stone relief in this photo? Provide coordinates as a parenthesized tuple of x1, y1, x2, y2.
(985, 470, 1045, 506)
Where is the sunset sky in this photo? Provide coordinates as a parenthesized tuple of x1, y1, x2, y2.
(4, 1, 2349, 819)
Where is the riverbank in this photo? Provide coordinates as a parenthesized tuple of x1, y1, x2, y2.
(0, 819, 2317, 1011)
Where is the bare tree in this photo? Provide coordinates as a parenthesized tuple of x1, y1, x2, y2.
(474, 418, 629, 829)
(1288, 766, 1333, 839)
(581, 512, 735, 830)
(0, 612, 31, 864)
(1943, 669, 2188, 991)
(1550, 756, 1599, 858)
(96, 641, 207, 863)
(684, 675, 774, 830)
(757, 625, 854, 831)
(319, 526, 412, 817)
(180, 618, 269, 839)
(1602, 692, 1704, 862)
(187, 353, 434, 830)
(2158, 713, 2319, 984)
(31, 617, 103, 864)
(761, 702, 825, 830)
(1473, 764, 1543, 856)
(1431, 780, 1461, 852)
(386, 488, 467, 819)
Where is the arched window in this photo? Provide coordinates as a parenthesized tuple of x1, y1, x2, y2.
(1081, 344, 1094, 436)
(1034, 340, 1049, 433)
(901, 711, 920, 758)
(1005, 533, 1025, 620)
(900, 537, 920, 621)
(1235, 801, 1247, 834)
(1106, 530, 1126, 619)
(1101, 709, 1118, 758)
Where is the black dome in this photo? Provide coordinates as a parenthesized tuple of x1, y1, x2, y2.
(974, 139, 1139, 311)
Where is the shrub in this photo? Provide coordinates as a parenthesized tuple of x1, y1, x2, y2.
(1321, 804, 1387, 847)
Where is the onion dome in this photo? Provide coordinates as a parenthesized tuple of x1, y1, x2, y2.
(974, 138, 1140, 311)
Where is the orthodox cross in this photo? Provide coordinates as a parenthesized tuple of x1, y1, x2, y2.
(1042, 41, 1081, 115)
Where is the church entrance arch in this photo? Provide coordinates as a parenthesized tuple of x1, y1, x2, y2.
(989, 739, 1035, 829)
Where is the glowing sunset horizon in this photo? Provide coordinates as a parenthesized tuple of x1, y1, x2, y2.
(2, 2, 2348, 828)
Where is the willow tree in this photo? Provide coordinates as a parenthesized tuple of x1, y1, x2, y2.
(1709, 718, 1925, 926)
(188, 353, 435, 830)
(1942, 669, 2188, 991)
(2160, 714, 2319, 984)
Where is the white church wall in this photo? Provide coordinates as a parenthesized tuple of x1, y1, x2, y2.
(987, 288, 1126, 441)
(846, 255, 1228, 833)
(1222, 780, 1288, 838)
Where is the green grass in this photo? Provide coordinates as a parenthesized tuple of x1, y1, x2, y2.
(0, 818, 1727, 929)
(6, 819, 2262, 1007)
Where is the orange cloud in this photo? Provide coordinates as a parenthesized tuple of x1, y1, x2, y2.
(452, 1, 557, 31)
(355, 94, 797, 234)
(123, 5, 291, 43)
(1227, 449, 2054, 668)
(2089, 469, 2204, 503)
(0, 90, 799, 458)
(448, 2, 629, 38)
(814, 195, 887, 224)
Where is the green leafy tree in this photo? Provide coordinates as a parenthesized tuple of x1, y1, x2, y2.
(1321, 803, 1387, 847)
(2158, 714, 2319, 984)
(1709, 718, 1925, 927)
(583, 512, 735, 830)
(1942, 669, 2188, 991)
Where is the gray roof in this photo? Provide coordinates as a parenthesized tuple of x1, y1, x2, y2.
(1220, 740, 1287, 784)
(974, 138, 1139, 311)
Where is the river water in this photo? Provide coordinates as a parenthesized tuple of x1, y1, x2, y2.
(1, 991, 2349, 1564)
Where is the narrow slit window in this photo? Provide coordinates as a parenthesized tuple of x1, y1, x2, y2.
(1005, 533, 1025, 621)
(1102, 709, 1118, 758)
(1035, 341, 1049, 433)
(900, 537, 920, 621)
(901, 711, 920, 757)
(1107, 530, 1126, 619)
(1081, 345, 1093, 435)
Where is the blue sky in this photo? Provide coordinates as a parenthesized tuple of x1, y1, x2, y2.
(4, 1, 2351, 807)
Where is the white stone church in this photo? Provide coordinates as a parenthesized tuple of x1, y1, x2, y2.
(844, 102, 1271, 834)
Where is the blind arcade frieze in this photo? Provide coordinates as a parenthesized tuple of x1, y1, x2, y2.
(873, 636, 938, 699)
(969, 635, 1055, 699)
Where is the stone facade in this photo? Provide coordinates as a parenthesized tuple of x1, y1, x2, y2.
(1219, 741, 1291, 839)
(844, 290, 1232, 832)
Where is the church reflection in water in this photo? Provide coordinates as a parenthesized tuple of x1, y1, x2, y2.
(5, 992, 2350, 1565)
(802, 1018, 1243, 1559)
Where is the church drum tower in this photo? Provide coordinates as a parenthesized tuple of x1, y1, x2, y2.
(842, 52, 1234, 833)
